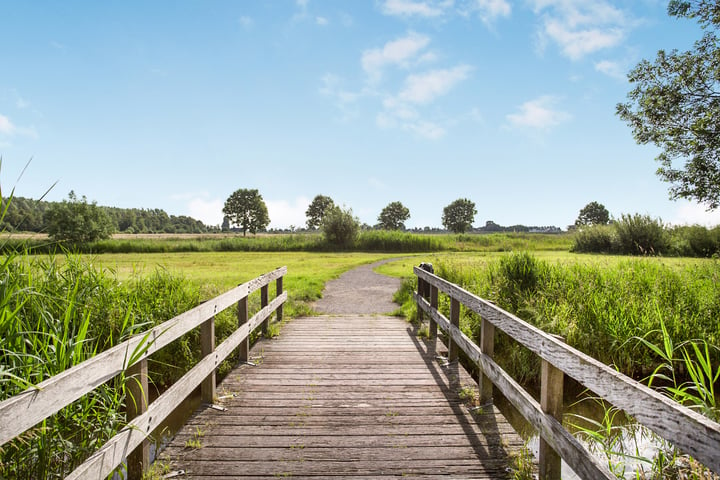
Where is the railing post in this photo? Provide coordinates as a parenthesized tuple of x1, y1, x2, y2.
(201, 316, 216, 403)
(448, 297, 460, 362)
(416, 276, 425, 322)
(261, 284, 269, 336)
(276, 276, 283, 323)
(479, 317, 495, 404)
(127, 358, 149, 480)
(539, 341, 564, 480)
(238, 295, 249, 362)
(429, 284, 438, 347)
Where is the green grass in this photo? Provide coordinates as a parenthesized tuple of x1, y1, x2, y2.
(390, 252, 720, 384)
(1, 231, 574, 255)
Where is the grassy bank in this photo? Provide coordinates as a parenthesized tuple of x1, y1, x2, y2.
(0, 231, 573, 254)
(385, 252, 720, 385)
(0, 250, 401, 477)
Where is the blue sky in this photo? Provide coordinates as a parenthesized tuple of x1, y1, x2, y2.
(2, 0, 719, 230)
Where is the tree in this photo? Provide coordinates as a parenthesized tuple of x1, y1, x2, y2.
(44, 191, 114, 244)
(442, 198, 476, 234)
(305, 194, 334, 229)
(322, 206, 359, 248)
(378, 201, 410, 230)
(617, 0, 720, 208)
(575, 201, 610, 227)
(222, 188, 270, 236)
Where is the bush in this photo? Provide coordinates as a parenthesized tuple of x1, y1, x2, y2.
(44, 191, 114, 245)
(571, 225, 617, 253)
(614, 214, 668, 255)
(321, 206, 359, 248)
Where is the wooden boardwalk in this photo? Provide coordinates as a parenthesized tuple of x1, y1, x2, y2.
(161, 315, 524, 479)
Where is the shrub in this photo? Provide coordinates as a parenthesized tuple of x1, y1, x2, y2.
(321, 206, 359, 248)
(571, 225, 617, 253)
(614, 214, 668, 255)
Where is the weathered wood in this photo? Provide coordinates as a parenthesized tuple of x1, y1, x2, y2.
(126, 358, 149, 480)
(429, 284, 438, 353)
(415, 266, 720, 474)
(415, 293, 614, 479)
(479, 317, 494, 405)
(65, 293, 287, 480)
(200, 316, 216, 404)
(261, 284, 269, 335)
(162, 315, 524, 478)
(276, 276, 283, 323)
(238, 295, 249, 363)
(0, 266, 286, 448)
(449, 297, 460, 362)
(540, 352, 564, 480)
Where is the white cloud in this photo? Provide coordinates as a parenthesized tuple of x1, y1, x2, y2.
(506, 95, 571, 130)
(0, 113, 38, 138)
(187, 197, 224, 226)
(380, 0, 446, 17)
(296, 0, 309, 8)
(316, 16, 329, 25)
(238, 16, 254, 29)
(670, 202, 720, 227)
(361, 32, 431, 82)
(0, 114, 15, 135)
(471, 0, 511, 23)
(319, 74, 363, 121)
(530, 0, 632, 60)
(595, 59, 625, 79)
(266, 196, 311, 229)
(397, 65, 472, 104)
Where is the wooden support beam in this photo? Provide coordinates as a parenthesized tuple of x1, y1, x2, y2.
(261, 284, 269, 336)
(429, 285, 439, 352)
(201, 316, 216, 403)
(238, 295, 249, 362)
(126, 358, 149, 480)
(539, 347, 564, 480)
(448, 298, 460, 362)
(479, 317, 494, 405)
(276, 276, 284, 323)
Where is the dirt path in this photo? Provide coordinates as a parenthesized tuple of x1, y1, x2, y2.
(312, 259, 403, 315)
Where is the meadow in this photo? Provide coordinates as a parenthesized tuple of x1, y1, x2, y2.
(2, 232, 719, 478)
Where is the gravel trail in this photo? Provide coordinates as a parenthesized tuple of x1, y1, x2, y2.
(312, 259, 403, 315)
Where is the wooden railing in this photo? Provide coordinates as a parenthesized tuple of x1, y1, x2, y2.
(0, 267, 287, 479)
(414, 265, 720, 480)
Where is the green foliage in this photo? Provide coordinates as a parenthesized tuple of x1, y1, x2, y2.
(305, 194, 334, 230)
(575, 201, 610, 227)
(572, 214, 670, 256)
(431, 254, 720, 383)
(614, 214, 669, 255)
(222, 188, 270, 236)
(2, 195, 212, 234)
(617, 0, 720, 208)
(442, 198, 477, 234)
(377, 201, 410, 230)
(572, 224, 617, 254)
(321, 206, 359, 248)
(44, 191, 114, 245)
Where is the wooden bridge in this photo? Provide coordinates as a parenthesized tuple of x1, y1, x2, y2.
(1, 264, 720, 479)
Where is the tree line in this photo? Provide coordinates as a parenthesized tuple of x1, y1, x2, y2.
(1, 192, 213, 240)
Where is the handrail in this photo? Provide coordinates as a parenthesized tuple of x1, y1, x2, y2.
(0, 266, 287, 479)
(414, 265, 720, 479)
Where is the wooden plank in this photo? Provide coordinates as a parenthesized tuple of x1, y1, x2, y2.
(415, 267, 720, 474)
(66, 294, 286, 480)
(0, 267, 286, 448)
(416, 294, 614, 479)
(162, 315, 524, 478)
(540, 353, 564, 480)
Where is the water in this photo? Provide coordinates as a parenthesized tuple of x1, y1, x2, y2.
(494, 382, 667, 479)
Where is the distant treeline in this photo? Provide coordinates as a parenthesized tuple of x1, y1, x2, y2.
(1, 196, 213, 234)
